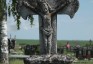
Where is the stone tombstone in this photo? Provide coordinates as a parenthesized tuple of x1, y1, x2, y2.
(16, 0, 79, 54)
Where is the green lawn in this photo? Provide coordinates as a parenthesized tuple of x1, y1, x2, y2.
(16, 39, 93, 47)
(16, 39, 39, 45)
(9, 59, 24, 64)
(9, 59, 93, 64)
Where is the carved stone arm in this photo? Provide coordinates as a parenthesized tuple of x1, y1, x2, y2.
(51, 0, 79, 18)
(51, 0, 68, 16)
(22, 1, 37, 13)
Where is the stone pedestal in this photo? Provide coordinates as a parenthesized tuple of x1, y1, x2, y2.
(24, 55, 74, 64)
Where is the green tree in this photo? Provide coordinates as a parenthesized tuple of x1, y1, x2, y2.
(8, 0, 34, 29)
(0, 0, 34, 63)
(0, 0, 34, 64)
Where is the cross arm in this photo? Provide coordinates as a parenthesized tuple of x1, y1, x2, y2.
(51, 0, 68, 16)
(23, 1, 44, 18)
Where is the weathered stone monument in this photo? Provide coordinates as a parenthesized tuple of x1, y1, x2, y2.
(16, 0, 79, 64)
(17, 0, 79, 55)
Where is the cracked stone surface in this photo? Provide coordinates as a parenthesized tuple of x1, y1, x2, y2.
(24, 54, 74, 64)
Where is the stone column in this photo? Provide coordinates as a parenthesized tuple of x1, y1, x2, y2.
(51, 15, 57, 54)
(39, 16, 45, 54)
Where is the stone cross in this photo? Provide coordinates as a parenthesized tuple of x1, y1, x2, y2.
(17, 0, 79, 54)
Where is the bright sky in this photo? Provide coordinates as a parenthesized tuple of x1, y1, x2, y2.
(8, 0, 93, 40)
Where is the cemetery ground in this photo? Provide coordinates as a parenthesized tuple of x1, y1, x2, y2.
(9, 39, 93, 64)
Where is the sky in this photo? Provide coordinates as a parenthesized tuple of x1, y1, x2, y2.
(7, 0, 93, 40)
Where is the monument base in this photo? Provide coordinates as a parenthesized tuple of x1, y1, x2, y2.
(24, 54, 74, 64)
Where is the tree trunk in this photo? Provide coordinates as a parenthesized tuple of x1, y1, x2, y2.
(39, 15, 57, 54)
(0, 0, 9, 64)
(0, 19, 9, 64)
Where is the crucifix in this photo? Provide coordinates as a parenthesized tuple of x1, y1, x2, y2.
(17, 0, 79, 54)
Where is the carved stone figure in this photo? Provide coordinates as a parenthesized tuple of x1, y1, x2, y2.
(37, 0, 54, 54)
(41, 15, 53, 54)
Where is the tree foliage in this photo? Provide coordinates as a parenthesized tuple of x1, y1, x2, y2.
(0, 0, 3, 21)
(0, 0, 6, 21)
(8, 0, 34, 29)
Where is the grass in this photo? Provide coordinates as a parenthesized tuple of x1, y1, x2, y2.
(9, 59, 93, 64)
(9, 59, 24, 64)
(16, 39, 39, 45)
(57, 40, 91, 47)
(16, 39, 93, 47)
(72, 60, 93, 64)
